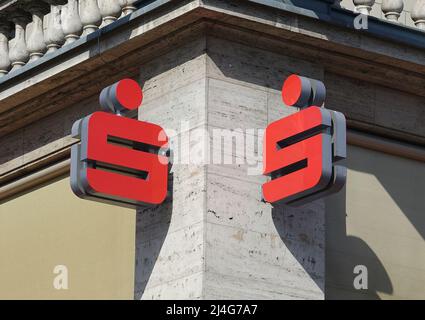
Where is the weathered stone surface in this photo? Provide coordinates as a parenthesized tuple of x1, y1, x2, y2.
(206, 36, 323, 92)
(325, 72, 376, 123)
(0, 93, 99, 177)
(22, 111, 65, 165)
(267, 89, 298, 124)
(204, 220, 324, 300)
(139, 78, 207, 134)
(133, 41, 209, 299)
(0, 128, 24, 175)
(140, 272, 203, 300)
(207, 78, 268, 132)
(135, 221, 204, 296)
(133, 33, 326, 300)
(325, 72, 425, 142)
(135, 164, 205, 241)
(374, 86, 425, 136)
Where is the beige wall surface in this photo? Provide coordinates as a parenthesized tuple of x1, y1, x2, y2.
(326, 145, 425, 300)
(0, 176, 135, 300)
(1, 144, 424, 300)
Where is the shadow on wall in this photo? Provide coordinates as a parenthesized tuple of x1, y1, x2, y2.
(268, 179, 394, 300)
(325, 186, 393, 300)
(206, 32, 393, 299)
(134, 172, 173, 300)
(348, 147, 425, 242)
(324, 145, 425, 299)
(267, 154, 396, 300)
(271, 201, 326, 295)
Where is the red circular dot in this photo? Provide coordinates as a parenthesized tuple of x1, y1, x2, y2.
(115, 79, 143, 110)
(282, 74, 302, 107)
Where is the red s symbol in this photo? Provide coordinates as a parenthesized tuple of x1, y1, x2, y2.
(262, 75, 346, 206)
(71, 79, 169, 207)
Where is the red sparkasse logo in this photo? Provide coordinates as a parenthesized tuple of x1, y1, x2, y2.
(70, 75, 346, 208)
(70, 79, 170, 208)
(262, 74, 346, 206)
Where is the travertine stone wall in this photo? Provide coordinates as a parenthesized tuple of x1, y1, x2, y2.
(325, 72, 425, 142)
(135, 36, 208, 299)
(0, 94, 99, 176)
(135, 34, 326, 299)
(202, 37, 325, 299)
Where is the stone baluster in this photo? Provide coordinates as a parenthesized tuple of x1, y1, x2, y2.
(25, 2, 49, 62)
(8, 10, 31, 72)
(79, 0, 102, 35)
(382, 0, 404, 21)
(61, 0, 83, 45)
(412, 0, 425, 29)
(98, 0, 122, 26)
(119, 0, 137, 16)
(0, 21, 11, 77)
(353, 0, 376, 15)
(44, 3, 66, 54)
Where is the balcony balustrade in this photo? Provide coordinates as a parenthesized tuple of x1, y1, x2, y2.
(0, 0, 424, 78)
(0, 0, 138, 77)
(337, 0, 425, 28)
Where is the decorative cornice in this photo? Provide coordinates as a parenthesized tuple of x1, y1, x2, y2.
(0, 0, 424, 144)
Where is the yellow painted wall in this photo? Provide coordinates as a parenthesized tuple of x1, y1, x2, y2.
(0, 176, 135, 300)
(326, 145, 425, 299)
(1, 144, 424, 300)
